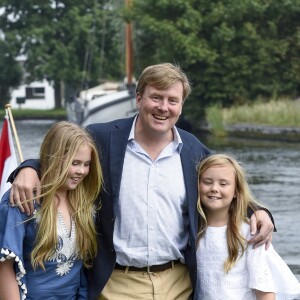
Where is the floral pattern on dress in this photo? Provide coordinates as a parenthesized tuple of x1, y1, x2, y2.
(48, 212, 78, 276)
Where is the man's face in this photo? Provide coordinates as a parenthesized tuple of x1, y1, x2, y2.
(136, 81, 184, 138)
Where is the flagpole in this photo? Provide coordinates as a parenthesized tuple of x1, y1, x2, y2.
(4, 104, 24, 162)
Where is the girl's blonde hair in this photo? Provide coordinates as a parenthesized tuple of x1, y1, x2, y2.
(31, 121, 103, 269)
(197, 153, 265, 272)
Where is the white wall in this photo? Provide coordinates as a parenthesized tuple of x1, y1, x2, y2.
(10, 79, 55, 110)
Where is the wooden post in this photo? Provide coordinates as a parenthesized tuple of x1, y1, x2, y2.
(4, 104, 24, 162)
(125, 0, 133, 85)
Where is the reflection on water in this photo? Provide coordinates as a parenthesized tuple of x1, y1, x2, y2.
(2, 120, 300, 280)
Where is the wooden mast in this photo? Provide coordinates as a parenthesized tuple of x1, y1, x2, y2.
(125, 0, 133, 85)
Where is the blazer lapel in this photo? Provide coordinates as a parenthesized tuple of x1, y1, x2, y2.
(180, 138, 199, 239)
(110, 117, 135, 203)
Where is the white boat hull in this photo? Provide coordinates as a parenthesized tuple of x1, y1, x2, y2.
(67, 88, 137, 126)
(82, 90, 137, 126)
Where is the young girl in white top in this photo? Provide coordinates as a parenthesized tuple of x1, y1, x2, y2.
(196, 153, 300, 300)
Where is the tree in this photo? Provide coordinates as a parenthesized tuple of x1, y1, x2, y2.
(0, 40, 22, 108)
(132, 0, 300, 122)
(0, 0, 124, 108)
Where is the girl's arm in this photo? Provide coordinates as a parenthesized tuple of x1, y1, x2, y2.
(0, 259, 20, 300)
(255, 290, 275, 300)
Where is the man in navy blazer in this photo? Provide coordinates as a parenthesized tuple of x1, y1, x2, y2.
(85, 115, 211, 299)
(9, 63, 274, 299)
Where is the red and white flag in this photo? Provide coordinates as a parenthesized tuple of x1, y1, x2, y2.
(0, 114, 18, 199)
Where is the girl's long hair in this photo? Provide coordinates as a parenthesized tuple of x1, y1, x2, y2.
(30, 121, 103, 269)
(197, 154, 265, 272)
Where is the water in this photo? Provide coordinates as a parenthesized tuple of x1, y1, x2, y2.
(2, 120, 300, 283)
(11, 120, 57, 159)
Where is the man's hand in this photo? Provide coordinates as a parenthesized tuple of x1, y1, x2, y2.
(248, 210, 274, 250)
(9, 167, 41, 216)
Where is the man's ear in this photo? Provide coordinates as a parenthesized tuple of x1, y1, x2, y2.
(136, 93, 142, 108)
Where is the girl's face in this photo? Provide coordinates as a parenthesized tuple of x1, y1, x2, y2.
(59, 144, 92, 191)
(199, 164, 237, 214)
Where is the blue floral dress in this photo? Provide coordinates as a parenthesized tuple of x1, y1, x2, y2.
(0, 191, 87, 300)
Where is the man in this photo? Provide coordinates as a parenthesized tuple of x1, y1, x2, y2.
(9, 63, 274, 299)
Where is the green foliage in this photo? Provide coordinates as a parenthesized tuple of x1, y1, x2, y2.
(0, 41, 23, 108)
(132, 0, 300, 121)
(205, 104, 227, 137)
(0, 0, 125, 106)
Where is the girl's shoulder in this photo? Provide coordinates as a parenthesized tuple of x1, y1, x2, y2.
(0, 190, 20, 218)
(0, 190, 39, 223)
(240, 221, 251, 240)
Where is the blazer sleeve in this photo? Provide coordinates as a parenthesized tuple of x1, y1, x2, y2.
(7, 159, 41, 184)
(247, 206, 276, 231)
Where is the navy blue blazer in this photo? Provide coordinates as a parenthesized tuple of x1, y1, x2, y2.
(85, 116, 211, 299)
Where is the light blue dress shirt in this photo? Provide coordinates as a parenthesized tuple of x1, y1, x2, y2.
(113, 117, 189, 267)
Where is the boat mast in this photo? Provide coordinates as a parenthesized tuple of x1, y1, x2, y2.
(125, 0, 133, 86)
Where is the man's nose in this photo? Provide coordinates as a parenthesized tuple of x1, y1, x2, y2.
(158, 99, 168, 110)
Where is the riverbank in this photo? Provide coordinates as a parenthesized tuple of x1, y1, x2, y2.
(0, 108, 67, 120)
(203, 98, 300, 143)
(226, 123, 300, 143)
(195, 123, 300, 143)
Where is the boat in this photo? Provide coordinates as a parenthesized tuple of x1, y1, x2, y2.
(66, 81, 137, 126)
(67, 0, 137, 126)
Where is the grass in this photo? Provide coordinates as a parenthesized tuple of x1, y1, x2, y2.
(205, 98, 300, 137)
(205, 104, 227, 137)
(0, 108, 67, 119)
(222, 98, 300, 127)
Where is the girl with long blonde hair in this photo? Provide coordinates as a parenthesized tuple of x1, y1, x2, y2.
(196, 154, 300, 300)
(0, 121, 103, 300)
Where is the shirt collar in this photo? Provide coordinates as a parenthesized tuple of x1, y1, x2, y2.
(128, 115, 183, 153)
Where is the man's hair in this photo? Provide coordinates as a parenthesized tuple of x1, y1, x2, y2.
(136, 63, 191, 102)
